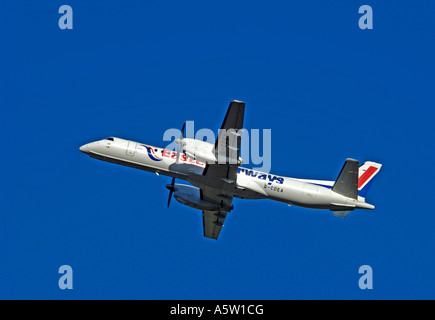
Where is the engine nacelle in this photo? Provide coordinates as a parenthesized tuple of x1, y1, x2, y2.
(182, 138, 217, 164)
(173, 184, 222, 211)
(182, 138, 243, 165)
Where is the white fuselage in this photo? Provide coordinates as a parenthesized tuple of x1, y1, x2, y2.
(80, 137, 374, 211)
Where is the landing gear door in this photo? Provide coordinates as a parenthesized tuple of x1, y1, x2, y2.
(126, 141, 137, 156)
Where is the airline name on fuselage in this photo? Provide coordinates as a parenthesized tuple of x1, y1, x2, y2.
(140, 145, 206, 167)
(238, 168, 284, 184)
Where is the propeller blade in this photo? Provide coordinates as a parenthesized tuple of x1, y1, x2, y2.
(169, 122, 184, 207)
(181, 121, 186, 138)
(167, 177, 176, 207)
(176, 122, 186, 163)
(167, 189, 174, 207)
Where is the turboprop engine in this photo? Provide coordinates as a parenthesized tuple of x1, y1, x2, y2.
(181, 138, 216, 163)
(180, 138, 243, 165)
(166, 184, 232, 211)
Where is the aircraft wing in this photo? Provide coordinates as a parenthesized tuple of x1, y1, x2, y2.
(200, 165, 235, 240)
(214, 100, 245, 165)
(202, 210, 228, 240)
(200, 100, 246, 239)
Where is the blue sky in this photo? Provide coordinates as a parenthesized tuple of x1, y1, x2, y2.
(1, 0, 434, 299)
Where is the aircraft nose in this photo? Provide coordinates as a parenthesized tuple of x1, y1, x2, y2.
(80, 143, 90, 154)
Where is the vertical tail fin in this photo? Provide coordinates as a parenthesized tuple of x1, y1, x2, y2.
(358, 161, 382, 199)
(332, 159, 359, 199)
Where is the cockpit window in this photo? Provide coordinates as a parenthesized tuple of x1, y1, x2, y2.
(105, 137, 114, 141)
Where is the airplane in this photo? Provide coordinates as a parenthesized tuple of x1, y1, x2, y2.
(80, 100, 382, 240)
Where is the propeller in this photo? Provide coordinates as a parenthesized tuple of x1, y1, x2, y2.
(176, 121, 186, 162)
(166, 177, 175, 207)
(166, 122, 186, 207)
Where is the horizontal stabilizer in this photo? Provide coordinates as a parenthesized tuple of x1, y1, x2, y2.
(332, 210, 352, 218)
